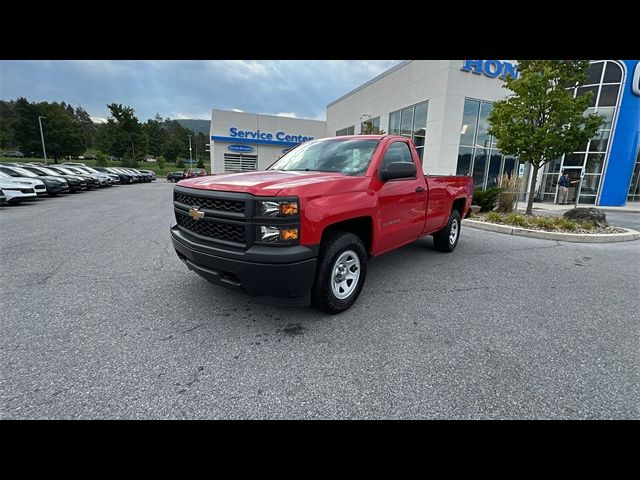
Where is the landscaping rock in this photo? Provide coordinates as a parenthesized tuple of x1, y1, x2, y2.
(563, 207, 608, 227)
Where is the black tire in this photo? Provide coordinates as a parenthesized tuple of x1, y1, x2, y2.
(311, 231, 367, 314)
(432, 209, 461, 252)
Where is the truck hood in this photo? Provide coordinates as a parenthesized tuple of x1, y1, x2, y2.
(177, 170, 349, 196)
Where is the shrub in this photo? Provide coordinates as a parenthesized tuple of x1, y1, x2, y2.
(473, 187, 504, 212)
(555, 217, 578, 231)
(579, 220, 595, 230)
(531, 216, 556, 231)
(496, 174, 523, 213)
(176, 159, 185, 169)
(157, 156, 166, 173)
(505, 212, 529, 228)
(197, 158, 205, 169)
(95, 151, 107, 167)
(485, 211, 503, 224)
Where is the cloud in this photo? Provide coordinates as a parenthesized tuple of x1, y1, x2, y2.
(0, 60, 402, 122)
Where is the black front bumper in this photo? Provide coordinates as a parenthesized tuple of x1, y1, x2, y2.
(171, 225, 318, 307)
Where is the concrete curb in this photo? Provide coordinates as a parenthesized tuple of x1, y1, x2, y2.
(462, 219, 640, 243)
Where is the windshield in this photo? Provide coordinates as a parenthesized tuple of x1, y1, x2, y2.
(11, 166, 39, 178)
(0, 171, 10, 178)
(37, 167, 61, 176)
(268, 138, 380, 176)
(0, 167, 22, 177)
(52, 167, 75, 175)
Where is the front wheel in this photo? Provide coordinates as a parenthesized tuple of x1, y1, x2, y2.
(311, 231, 367, 314)
(432, 210, 461, 252)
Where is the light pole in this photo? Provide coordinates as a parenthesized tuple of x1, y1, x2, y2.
(188, 135, 193, 164)
(38, 116, 48, 165)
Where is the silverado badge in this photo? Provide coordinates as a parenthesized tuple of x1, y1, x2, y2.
(188, 207, 204, 220)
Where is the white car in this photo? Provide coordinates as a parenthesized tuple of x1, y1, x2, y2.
(0, 170, 47, 196)
(0, 177, 38, 204)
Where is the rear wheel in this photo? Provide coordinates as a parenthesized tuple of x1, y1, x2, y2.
(432, 210, 461, 252)
(311, 231, 367, 314)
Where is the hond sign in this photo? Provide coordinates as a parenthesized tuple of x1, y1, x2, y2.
(461, 60, 519, 80)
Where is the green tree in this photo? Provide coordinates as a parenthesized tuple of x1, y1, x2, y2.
(0, 100, 18, 148)
(157, 156, 166, 173)
(74, 105, 97, 149)
(13, 97, 42, 155)
(143, 114, 168, 158)
(488, 60, 603, 215)
(39, 103, 85, 161)
(99, 103, 147, 166)
(162, 119, 192, 162)
(95, 151, 108, 167)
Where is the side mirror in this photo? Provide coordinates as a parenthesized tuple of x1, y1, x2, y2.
(379, 162, 417, 181)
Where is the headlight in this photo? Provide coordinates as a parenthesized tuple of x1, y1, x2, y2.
(259, 226, 299, 242)
(256, 200, 299, 217)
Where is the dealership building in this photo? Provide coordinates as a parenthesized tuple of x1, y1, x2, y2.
(210, 60, 640, 206)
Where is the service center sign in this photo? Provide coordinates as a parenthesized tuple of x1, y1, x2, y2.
(212, 127, 314, 147)
(461, 60, 519, 80)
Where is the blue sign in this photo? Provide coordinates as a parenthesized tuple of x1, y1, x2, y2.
(228, 144, 255, 153)
(461, 60, 519, 80)
(211, 127, 314, 147)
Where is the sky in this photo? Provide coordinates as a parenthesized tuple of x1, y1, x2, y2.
(0, 60, 401, 123)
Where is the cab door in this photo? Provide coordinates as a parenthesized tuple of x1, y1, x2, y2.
(376, 140, 428, 252)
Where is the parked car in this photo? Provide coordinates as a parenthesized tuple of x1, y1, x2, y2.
(47, 166, 100, 189)
(108, 167, 140, 183)
(62, 162, 87, 167)
(171, 135, 474, 313)
(77, 166, 120, 184)
(167, 171, 184, 183)
(0, 189, 6, 205)
(20, 164, 87, 192)
(3, 151, 25, 158)
(184, 168, 207, 179)
(121, 168, 152, 182)
(0, 172, 41, 203)
(136, 169, 156, 181)
(93, 167, 135, 184)
(72, 165, 116, 186)
(0, 167, 48, 196)
(58, 165, 108, 187)
(0, 164, 68, 196)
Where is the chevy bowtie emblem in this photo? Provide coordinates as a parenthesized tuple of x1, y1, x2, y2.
(188, 207, 204, 220)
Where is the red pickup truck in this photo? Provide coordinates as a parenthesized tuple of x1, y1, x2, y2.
(171, 135, 473, 313)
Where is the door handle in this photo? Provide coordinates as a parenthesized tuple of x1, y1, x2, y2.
(415, 186, 425, 192)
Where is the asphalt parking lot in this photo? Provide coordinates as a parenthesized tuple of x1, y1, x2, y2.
(2, 181, 639, 419)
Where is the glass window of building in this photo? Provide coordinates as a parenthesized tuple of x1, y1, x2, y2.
(387, 101, 428, 160)
(472, 149, 488, 187)
(336, 126, 355, 136)
(388, 111, 400, 135)
(459, 99, 480, 147)
(544, 60, 624, 204)
(360, 116, 381, 134)
(627, 150, 640, 202)
(456, 147, 473, 176)
(456, 98, 511, 188)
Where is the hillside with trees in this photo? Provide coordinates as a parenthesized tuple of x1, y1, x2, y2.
(0, 97, 210, 167)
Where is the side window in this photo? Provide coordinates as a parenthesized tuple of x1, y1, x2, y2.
(381, 142, 414, 170)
